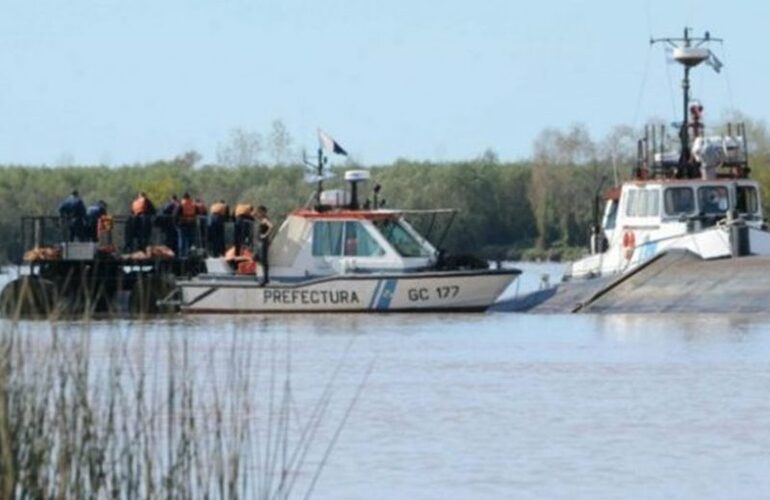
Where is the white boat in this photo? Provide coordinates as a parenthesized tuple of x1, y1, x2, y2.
(565, 28, 770, 281)
(176, 150, 519, 313)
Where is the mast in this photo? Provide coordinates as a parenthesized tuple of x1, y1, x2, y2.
(650, 28, 722, 177)
(317, 146, 324, 207)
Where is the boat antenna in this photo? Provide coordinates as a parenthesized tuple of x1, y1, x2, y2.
(650, 28, 723, 177)
(316, 145, 326, 207)
(303, 129, 348, 209)
(302, 148, 328, 209)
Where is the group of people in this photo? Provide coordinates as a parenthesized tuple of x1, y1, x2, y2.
(58, 190, 109, 242)
(59, 190, 274, 282)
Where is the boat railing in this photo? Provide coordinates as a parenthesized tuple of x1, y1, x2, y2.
(635, 122, 750, 180)
(17, 215, 254, 264)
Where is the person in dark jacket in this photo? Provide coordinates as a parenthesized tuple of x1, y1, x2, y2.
(174, 192, 198, 258)
(255, 205, 274, 285)
(85, 200, 108, 241)
(207, 200, 228, 257)
(233, 203, 255, 256)
(58, 190, 87, 241)
(126, 192, 156, 251)
(159, 194, 180, 254)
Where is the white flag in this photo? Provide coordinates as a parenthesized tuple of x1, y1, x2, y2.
(318, 129, 348, 155)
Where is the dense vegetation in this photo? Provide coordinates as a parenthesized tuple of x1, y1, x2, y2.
(2, 118, 770, 263)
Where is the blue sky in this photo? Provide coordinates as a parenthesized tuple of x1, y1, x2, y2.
(0, 0, 767, 166)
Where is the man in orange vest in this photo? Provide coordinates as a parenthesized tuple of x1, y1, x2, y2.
(175, 192, 198, 258)
(126, 192, 156, 252)
(207, 199, 229, 257)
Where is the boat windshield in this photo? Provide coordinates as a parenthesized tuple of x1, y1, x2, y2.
(373, 219, 432, 257)
(664, 187, 696, 216)
(697, 186, 729, 215)
(736, 186, 759, 214)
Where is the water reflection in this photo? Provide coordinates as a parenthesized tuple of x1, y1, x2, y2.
(595, 313, 770, 344)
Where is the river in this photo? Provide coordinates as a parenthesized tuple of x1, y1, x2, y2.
(5, 262, 770, 499)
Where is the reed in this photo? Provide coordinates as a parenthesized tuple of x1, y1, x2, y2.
(0, 314, 371, 499)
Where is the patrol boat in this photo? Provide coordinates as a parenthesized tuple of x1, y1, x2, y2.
(493, 28, 770, 314)
(565, 29, 770, 281)
(175, 151, 519, 313)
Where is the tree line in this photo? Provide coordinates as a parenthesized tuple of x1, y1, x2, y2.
(2, 116, 770, 263)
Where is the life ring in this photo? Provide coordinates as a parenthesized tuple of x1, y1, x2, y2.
(622, 230, 636, 260)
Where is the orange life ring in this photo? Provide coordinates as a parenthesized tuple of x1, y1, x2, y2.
(622, 230, 636, 260)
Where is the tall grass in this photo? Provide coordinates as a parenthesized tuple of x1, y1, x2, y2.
(0, 316, 372, 499)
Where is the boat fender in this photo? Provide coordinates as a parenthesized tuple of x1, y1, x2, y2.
(622, 230, 636, 260)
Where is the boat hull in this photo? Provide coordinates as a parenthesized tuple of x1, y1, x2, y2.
(567, 225, 770, 280)
(178, 269, 519, 313)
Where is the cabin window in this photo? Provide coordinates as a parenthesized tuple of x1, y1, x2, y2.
(313, 221, 386, 257)
(343, 222, 385, 257)
(625, 189, 660, 217)
(736, 186, 759, 214)
(603, 200, 618, 230)
(374, 219, 430, 257)
(664, 187, 695, 216)
(312, 221, 344, 256)
(697, 186, 729, 214)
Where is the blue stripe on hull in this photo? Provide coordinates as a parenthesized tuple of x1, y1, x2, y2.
(375, 279, 397, 311)
(368, 279, 384, 310)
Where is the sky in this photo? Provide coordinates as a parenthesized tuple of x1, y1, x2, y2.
(0, 0, 769, 166)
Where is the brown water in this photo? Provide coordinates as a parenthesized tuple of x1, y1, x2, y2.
(6, 264, 770, 499)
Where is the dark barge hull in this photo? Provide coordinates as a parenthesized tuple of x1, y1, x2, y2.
(1, 257, 204, 319)
(493, 251, 770, 314)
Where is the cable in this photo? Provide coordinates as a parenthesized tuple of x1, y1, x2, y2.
(720, 44, 736, 117)
(663, 47, 678, 119)
(631, 45, 653, 129)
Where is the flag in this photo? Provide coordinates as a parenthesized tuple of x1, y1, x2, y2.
(318, 129, 348, 156)
(706, 51, 723, 73)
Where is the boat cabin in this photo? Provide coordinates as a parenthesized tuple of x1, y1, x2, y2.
(601, 178, 764, 245)
(265, 208, 439, 279)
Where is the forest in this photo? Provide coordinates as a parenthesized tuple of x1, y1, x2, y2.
(2, 117, 770, 263)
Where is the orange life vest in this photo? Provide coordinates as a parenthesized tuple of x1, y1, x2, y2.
(234, 203, 254, 218)
(179, 198, 197, 223)
(131, 197, 147, 216)
(210, 201, 227, 216)
(97, 214, 113, 236)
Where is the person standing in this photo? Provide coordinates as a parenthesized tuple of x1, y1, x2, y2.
(175, 192, 197, 257)
(85, 200, 107, 242)
(160, 194, 180, 254)
(233, 203, 255, 256)
(128, 192, 156, 251)
(207, 199, 228, 257)
(255, 205, 274, 285)
(194, 198, 208, 251)
(58, 189, 87, 241)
